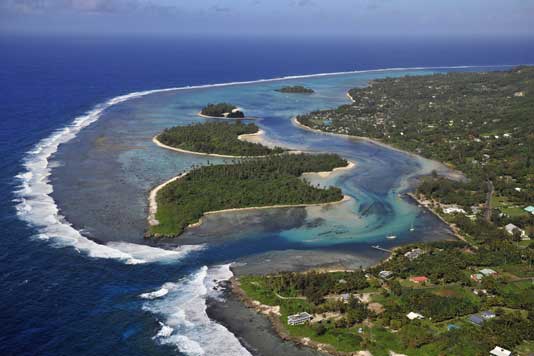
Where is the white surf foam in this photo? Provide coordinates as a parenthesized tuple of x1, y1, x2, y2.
(140, 286, 170, 300)
(14, 64, 519, 263)
(143, 264, 251, 356)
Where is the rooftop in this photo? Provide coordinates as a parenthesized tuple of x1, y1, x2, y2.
(490, 346, 512, 356)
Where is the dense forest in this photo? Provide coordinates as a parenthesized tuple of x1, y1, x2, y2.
(157, 121, 285, 156)
(200, 102, 245, 118)
(276, 85, 315, 94)
(150, 154, 347, 237)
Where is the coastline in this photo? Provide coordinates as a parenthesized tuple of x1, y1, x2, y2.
(147, 172, 187, 227)
(405, 192, 471, 245)
(188, 195, 352, 229)
(291, 116, 464, 182)
(229, 277, 342, 356)
(197, 111, 257, 120)
(153, 134, 267, 159)
(147, 160, 354, 231)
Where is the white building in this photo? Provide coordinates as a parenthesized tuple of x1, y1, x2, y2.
(480, 268, 497, 277)
(379, 270, 394, 280)
(406, 312, 424, 320)
(504, 223, 526, 238)
(490, 346, 512, 356)
(443, 206, 466, 214)
(404, 248, 424, 261)
(288, 312, 312, 326)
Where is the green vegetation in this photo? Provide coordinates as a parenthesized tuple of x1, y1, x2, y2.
(236, 68, 534, 355)
(239, 241, 534, 355)
(276, 85, 315, 94)
(298, 66, 534, 239)
(200, 102, 245, 118)
(150, 154, 347, 237)
(157, 121, 285, 156)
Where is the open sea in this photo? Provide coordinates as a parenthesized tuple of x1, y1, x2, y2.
(1, 35, 534, 356)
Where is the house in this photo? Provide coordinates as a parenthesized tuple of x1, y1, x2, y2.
(490, 346, 512, 356)
(525, 206, 534, 214)
(481, 311, 496, 320)
(404, 248, 424, 261)
(379, 270, 394, 280)
(443, 206, 466, 214)
(288, 312, 312, 326)
(406, 312, 424, 320)
(480, 268, 497, 277)
(504, 223, 526, 238)
(410, 276, 429, 284)
(514, 187, 522, 192)
(471, 273, 484, 282)
(469, 314, 485, 326)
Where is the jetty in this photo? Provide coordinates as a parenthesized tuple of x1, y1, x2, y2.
(371, 245, 392, 253)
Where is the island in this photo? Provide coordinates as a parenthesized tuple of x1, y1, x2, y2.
(156, 121, 285, 157)
(276, 85, 315, 94)
(235, 67, 534, 355)
(148, 153, 349, 237)
(199, 102, 245, 118)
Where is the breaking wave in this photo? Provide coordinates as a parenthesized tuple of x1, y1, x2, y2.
(142, 264, 251, 356)
(14, 64, 515, 262)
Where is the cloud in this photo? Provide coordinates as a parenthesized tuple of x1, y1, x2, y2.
(297, 0, 315, 6)
(212, 4, 231, 13)
(0, 0, 177, 15)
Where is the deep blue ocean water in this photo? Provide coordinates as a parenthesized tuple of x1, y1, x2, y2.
(2, 35, 534, 355)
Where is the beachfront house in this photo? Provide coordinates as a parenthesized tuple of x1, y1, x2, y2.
(287, 312, 312, 326)
(406, 312, 424, 320)
(490, 346, 512, 356)
(379, 270, 394, 280)
(404, 248, 424, 261)
(480, 268, 497, 277)
(469, 314, 485, 326)
(410, 276, 429, 284)
(505, 223, 526, 238)
(443, 205, 467, 214)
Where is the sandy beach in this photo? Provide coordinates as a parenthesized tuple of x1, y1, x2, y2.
(302, 160, 356, 179)
(153, 134, 266, 159)
(197, 111, 257, 120)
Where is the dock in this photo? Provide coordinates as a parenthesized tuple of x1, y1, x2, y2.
(371, 245, 392, 253)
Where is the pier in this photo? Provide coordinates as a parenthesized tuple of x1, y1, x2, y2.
(371, 245, 392, 253)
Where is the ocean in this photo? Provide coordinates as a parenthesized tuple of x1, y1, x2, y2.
(1, 34, 534, 356)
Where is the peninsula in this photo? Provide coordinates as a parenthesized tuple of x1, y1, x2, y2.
(236, 67, 534, 356)
(156, 121, 285, 157)
(199, 102, 245, 118)
(276, 85, 315, 94)
(148, 153, 349, 237)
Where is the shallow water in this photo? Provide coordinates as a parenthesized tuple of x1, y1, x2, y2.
(14, 66, 505, 355)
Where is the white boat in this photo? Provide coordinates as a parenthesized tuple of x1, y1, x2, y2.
(410, 222, 415, 232)
(386, 235, 397, 240)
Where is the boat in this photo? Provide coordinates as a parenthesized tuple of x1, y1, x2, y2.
(410, 222, 415, 232)
(386, 235, 397, 240)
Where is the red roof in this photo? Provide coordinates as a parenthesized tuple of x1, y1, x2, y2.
(410, 276, 428, 283)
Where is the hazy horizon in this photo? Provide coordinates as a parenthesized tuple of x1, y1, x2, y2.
(1, 0, 533, 38)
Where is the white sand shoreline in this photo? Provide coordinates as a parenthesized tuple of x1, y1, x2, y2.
(153, 134, 268, 159)
(197, 111, 257, 120)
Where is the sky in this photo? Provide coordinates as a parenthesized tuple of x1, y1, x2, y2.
(0, 0, 533, 37)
